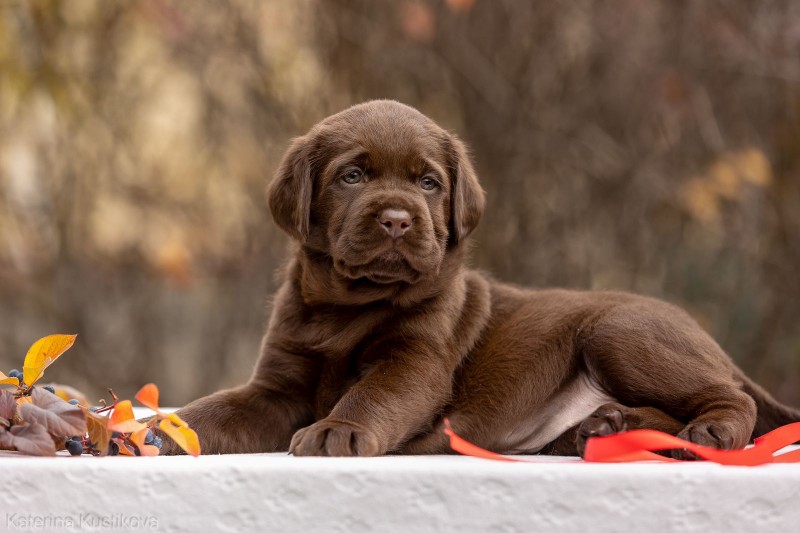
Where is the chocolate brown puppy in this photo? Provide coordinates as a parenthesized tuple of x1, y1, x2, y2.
(161, 100, 800, 457)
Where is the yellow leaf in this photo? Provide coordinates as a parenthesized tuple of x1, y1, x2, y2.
(22, 334, 77, 387)
(0, 372, 19, 386)
(159, 418, 200, 456)
(166, 412, 188, 427)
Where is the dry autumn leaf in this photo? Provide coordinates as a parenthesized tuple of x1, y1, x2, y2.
(0, 390, 16, 420)
(86, 411, 112, 455)
(22, 334, 77, 387)
(20, 388, 86, 438)
(0, 423, 56, 455)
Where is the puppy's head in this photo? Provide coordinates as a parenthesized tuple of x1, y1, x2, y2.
(268, 100, 484, 286)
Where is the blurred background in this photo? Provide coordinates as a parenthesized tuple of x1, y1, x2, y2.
(1, 0, 799, 406)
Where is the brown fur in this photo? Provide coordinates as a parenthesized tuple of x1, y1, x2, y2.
(160, 100, 800, 457)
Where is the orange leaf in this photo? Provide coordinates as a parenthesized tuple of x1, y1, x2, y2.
(0, 372, 19, 386)
(135, 383, 160, 412)
(130, 427, 148, 447)
(130, 427, 159, 456)
(138, 444, 160, 456)
(159, 418, 200, 457)
(115, 439, 136, 456)
(108, 400, 145, 434)
(22, 334, 77, 387)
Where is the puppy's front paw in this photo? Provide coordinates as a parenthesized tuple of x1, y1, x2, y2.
(290, 419, 380, 457)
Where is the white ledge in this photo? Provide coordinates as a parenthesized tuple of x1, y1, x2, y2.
(1, 410, 799, 532)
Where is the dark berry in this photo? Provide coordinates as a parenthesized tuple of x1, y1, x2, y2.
(152, 436, 163, 449)
(68, 399, 80, 405)
(108, 441, 119, 456)
(144, 429, 154, 445)
(66, 440, 83, 456)
(43, 386, 55, 394)
(8, 369, 20, 378)
(111, 431, 122, 439)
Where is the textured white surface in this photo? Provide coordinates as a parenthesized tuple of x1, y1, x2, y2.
(1, 409, 799, 533)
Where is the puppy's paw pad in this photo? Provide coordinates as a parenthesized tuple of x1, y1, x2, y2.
(290, 419, 380, 457)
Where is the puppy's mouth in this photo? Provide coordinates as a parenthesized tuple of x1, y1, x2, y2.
(335, 249, 421, 284)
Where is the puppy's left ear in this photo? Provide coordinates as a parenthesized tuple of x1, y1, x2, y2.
(267, 135, 314, 241)
(446, 134, 485, 244)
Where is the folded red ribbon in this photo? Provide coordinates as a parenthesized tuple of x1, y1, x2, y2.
(443, 419, 800, 466)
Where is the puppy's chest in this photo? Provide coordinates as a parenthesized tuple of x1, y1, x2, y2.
(295, 306, 408, 419)
(303, 319, 386, 419)
(312, 348, 375, 419)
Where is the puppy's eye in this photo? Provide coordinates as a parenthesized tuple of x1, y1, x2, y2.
(342, 169, 364, 184)
(419, 175, 438, 191)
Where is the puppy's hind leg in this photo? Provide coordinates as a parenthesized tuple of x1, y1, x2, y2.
(583, 301, 757, 459)
(158, 383, 313, 455)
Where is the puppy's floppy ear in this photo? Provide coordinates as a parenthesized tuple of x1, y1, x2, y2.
(446, 133, 485, 244)
(268, 135, 314, 241)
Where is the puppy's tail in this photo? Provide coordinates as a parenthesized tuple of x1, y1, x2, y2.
(735, 367, 800, 439)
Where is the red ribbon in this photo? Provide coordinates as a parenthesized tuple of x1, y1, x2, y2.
(443, 419, 800, 466)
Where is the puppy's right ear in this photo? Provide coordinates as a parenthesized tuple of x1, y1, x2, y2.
(268, 135, 313, 241)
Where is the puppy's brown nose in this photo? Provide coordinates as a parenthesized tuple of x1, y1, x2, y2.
(378, 209, 412, 239)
